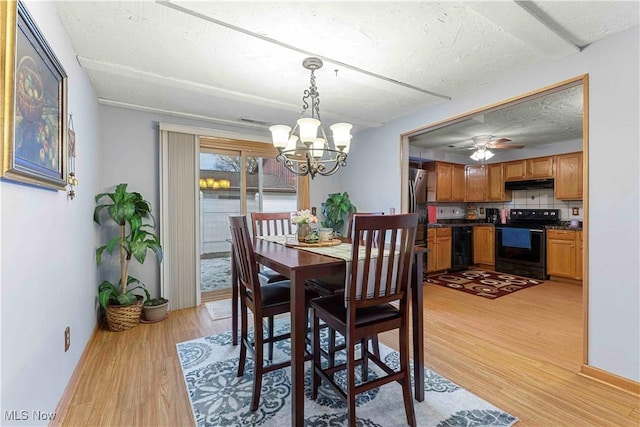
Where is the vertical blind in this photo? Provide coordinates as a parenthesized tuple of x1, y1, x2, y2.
(160, 130, 199, 309)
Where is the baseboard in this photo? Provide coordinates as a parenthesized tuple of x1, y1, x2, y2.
(50, 323, 100, 427)
(580, 364, 640, 395)
(549, 275, 583, 285)
(474, 263, 495, 270)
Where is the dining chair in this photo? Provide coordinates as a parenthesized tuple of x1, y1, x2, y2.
(250, 212, 293, 285)
(228, 215, 293, 411)
(305, 212, 385, 361)
(309, 213, 418, 427)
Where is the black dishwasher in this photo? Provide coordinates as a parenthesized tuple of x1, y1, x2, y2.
(450, 226, 474, 272)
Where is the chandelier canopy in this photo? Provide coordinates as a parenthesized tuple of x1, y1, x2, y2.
(269, 57, 352, 179)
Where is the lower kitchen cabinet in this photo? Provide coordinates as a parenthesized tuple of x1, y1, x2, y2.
(427, 227, 452, 273)
(473, 225, 495, 265)
(547, 229, 583, 280)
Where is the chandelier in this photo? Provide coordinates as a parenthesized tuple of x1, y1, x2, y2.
(470, 147, 495, 162)
(269, 57, 352, 179)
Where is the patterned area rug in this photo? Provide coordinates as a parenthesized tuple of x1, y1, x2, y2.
(426, 269, 544, 299)
(176, 320, 518, 426)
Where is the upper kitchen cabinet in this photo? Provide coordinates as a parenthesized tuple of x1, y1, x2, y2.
(426, 162, 465, 202)
(555, 152, 583, 200)
(465, 165, 486, 201)
(504, 156, 554, 181)
(465, 163, 511, 202)
(486, 163, 511, 201)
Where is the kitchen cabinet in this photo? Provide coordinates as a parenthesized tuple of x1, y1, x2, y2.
(473, 225, 495, 265)
(427, 227, 452, 273)
(465, 165, 486, 201)
(554, 152, 583, 200)
(547, 229, 583, 281)
(527, 156, 555, 178)
(464, 163, 511, 202)
(486, 163, 511, 201)
(427, 162, 465, 202)
(451, 164, 466, 201)
(504, 156, 554, 181)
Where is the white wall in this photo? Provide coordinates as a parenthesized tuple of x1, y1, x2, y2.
(338, 27, 640, 382)
(0, 1, 101, 424)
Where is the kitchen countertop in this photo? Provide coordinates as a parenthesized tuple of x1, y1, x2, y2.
(427, 221, 495, 228)
(427, 222, 583, 231)
(547, 224, 583, 231)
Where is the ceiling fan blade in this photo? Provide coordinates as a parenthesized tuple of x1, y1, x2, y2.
(490, 138, 511, 145)
(492, 143, 524, 149)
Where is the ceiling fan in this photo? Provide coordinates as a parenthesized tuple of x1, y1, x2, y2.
(469, 135, 524, 150)
(467, 135, 523, 161)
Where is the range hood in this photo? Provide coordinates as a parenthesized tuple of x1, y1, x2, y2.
(505, 178, 554, 190)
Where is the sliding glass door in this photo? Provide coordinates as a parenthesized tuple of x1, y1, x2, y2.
(199, 144, 298, 301)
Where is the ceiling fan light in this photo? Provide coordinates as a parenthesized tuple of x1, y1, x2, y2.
(470, 151, 480, 161)
(269, 125, 291, 149)
(484, 149, 495, 160)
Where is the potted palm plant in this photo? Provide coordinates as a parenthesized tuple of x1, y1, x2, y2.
(94, 183, 163, 331)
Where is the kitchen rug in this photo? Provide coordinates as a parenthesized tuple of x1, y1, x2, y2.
(176, 319, 518, 426)
(426, 269, 544, 299)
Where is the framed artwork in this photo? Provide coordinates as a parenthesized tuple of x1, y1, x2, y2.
(1, 1, 68, 190)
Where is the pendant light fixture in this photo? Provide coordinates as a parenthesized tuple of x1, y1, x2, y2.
(269, 57, 352, 179)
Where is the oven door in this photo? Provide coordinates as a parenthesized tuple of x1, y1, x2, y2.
(495, 226, 545, 267)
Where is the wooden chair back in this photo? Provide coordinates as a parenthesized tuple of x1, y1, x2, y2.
(347, 213, 417, 308)
(228, 215, 262, 310)
(250, 212, 294, 237)
(345, 211, 384, 243)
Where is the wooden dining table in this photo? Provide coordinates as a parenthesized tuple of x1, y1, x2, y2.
(229, 238, 427, 427)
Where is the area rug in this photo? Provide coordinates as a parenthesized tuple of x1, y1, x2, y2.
(426, 269, 543, 299)
(176, 319, 518, 426)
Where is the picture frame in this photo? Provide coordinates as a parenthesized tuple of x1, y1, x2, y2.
(1, 1, 68, 190)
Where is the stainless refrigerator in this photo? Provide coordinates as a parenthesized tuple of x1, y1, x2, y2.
(408, 168, 428, 244)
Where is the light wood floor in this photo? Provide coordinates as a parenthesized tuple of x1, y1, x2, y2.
(56, 279, 639, 426)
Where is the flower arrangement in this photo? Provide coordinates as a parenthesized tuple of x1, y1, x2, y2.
(291, 209, 318, 225)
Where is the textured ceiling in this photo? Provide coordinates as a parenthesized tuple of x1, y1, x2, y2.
(409, 84, 584, 152)
(54, 1, 638, 149)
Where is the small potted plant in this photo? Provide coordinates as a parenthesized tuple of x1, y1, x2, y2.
(94, 183, 163, 331)
(143, 297, 169, 322)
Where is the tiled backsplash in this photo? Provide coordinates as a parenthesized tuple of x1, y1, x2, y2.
(431, 189, 584, 220)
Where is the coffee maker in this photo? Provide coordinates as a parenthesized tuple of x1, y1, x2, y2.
(485, 208, 500, 224)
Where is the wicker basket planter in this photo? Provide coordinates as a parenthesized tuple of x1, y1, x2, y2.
(104, 296, 143, 332)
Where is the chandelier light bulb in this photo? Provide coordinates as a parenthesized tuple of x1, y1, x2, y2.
(297, 118, 321, 144)
(269, 125, 291, 149)
(312, 138, 325, 159)
(330, 123, 353, 150)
